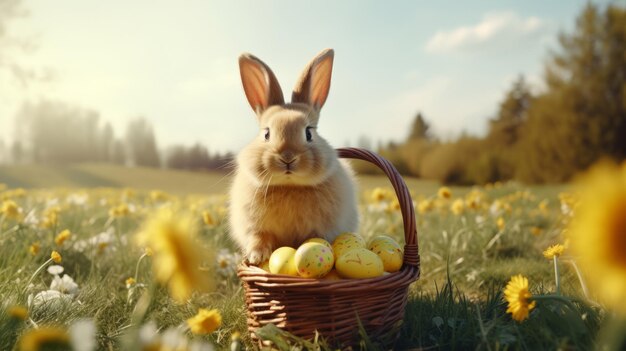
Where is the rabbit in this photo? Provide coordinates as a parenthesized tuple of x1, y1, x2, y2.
(229, 48, 359, 265)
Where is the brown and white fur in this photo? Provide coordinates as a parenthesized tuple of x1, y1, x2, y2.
(229, 49, 358, 264)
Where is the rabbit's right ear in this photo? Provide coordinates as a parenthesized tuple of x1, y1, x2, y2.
(239, 54, 285, 116)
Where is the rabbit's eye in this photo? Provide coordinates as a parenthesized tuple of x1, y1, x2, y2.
(264, 128, 270, 141)
(305, 127, 313, 142)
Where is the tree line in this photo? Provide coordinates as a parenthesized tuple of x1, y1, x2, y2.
(354, 3, 626, 184)
(3, 100, 232, 171)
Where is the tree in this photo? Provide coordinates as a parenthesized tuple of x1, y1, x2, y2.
(518, 4, 626, 182)
(125, 118, 160, 168)
(488, 76, 532, 146)
(407, 112, 431, 141)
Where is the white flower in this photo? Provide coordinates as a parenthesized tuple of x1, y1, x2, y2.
(70, 319, 96, 351)
(67, 193, 89, 207)
(216, 249, 242, 277)
(28, 290, 71, 308)
(138, 322, 214, 351)
(51, 274, 79, 295)
(475, 216, 486, 224)
(47, 265, 64, 275)
(73, 228, 118, 252)
(489, 201, 503, 216)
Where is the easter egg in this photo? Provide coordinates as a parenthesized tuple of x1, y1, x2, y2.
(323, 269, 342, 280)
(368, 235, 404, 272)
(304, 237, 333, 251)
(269, 247, 298, 276)
(259, 260, 270, 272)
(335, 248, 384, 279)
(332, 232, 366, 260)
(294, 242, 334, 278)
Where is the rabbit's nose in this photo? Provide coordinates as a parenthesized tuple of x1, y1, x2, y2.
(279, 151, 295, 163)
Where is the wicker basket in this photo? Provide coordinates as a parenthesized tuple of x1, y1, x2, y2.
(237, 147, 421, 348)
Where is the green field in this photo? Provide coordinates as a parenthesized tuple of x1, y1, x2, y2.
(0, 164, 602, 350)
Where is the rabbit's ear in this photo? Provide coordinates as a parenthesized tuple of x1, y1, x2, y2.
(292, 49, 334, 110)
(239, 53, 285, 115)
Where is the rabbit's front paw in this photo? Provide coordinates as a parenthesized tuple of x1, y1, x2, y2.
(247, 246, 272, 265)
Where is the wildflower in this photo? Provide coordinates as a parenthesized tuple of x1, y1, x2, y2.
(125, 277, 136, 289)
(8, 305, 28, 320)
(29, 242, 40, 256)
(47, 265, 64, 275)
(144, 247, 153, 256)
(136, 209, 214, 302)
(450, 199, 464, 215)
(568, 161, 626, 315)
(496, 217, 505, 231)
(417, 199, 433, 214)
(109, 203, 130, 218)
(150, 190, 169, 202)
(503, 274, 535, 322)
(538, 199, 549, 213)
(187, 308, 222, 335)
(55, 229, 71, 246)
(50, 274, 79, 295)
(1, 199, 21, 219)
(543, 244, 565, 259)
(41, 207, 60, 229)
(530, 227, 542, 236)
(97, 242, 108, 254)
(51, 251, 62, 264)
(18, 326, 70, 351)
(202, 210, 215, 226)
(438, 187, 452, 199)
(371, 187, 390, 202)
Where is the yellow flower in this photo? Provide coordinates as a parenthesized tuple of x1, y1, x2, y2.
(538, 199, 549, 213)
(51, 251, 62, 264)
(109, 203, 130, 218)
(18, 326, 70, 351)
(1, 199, 21, 219)
(530, 227, 542, 236)
(371, 187, 391, 203)
(29, 242, 40, 256)
(568, 161, 626, 315)
(8, 305, 28, 320)
(503, 274, 535, 322)
(150, 190, 169, 202)
(450, 199, 464, 215)
(543, 244, 565, 259)
(125, 277, 136, 289)
(496, 217, 505, 231)
(187, 308, 222, 334)
(202, 210, 215, 226)
(40, 207, 60, 229)
(144, 247, 153, 257)
(417, 199, 433, 214)
(54, 229, 71, 246)
(136, 209, 214, 302)
(438, 187, 452, 199)
(97, 242, 108, 254)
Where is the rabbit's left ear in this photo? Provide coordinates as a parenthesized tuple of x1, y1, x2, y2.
(292, 49, 334, 110)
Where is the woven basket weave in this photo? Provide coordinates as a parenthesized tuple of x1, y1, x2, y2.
(237, 147, 421, 347)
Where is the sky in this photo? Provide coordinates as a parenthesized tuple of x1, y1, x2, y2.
(0, 0, 617, 154)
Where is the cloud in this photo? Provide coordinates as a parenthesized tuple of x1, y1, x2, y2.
(425, 12, 544, 53)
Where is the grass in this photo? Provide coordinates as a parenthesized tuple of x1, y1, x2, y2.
(0, 165, 607, 350)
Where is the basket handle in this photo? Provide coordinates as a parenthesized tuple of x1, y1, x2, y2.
(337, 147, 420, 268)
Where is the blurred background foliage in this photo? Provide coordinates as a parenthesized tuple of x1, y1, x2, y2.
(1, 3, 624, 184)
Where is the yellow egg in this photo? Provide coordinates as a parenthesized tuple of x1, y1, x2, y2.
(304, 237, 333, 251)
(260, 260, 270, 272)
(332, 232, 366, 260)
(368, 235, 404, 272)
(322, 269, 342, 280)
(335, 248, 384, 279)
(294, 242, 334, 278)
(269, 247, 298, 276)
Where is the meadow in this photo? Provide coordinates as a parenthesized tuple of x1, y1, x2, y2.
(0, 164, 609, 350)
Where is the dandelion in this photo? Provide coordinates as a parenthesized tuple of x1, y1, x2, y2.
(150, 190, 169, 202)
(450, 199, 464, 215)
(202, 210, 215, 227)
(29, 242, 40, 256)
(144, 247, 153, 256)
(438, 187, 452, 199)
(503, 274, 535, 322)
(417, 199, 433, 214)
(543, 244, 565, 259)
(125, 277, 136, 289)
(8, 305, 28, 320)
(109, 203, 130, 218)
(496, 217, 505, 231)
(55, 229, 71, 246)
(1, 199, 21, 220)
(568, 161, 626, 315)
(187, 308, 222, 335)
(40, 207, 60, 229)
(136, 209, 214, 302)
(530, 226, 542, 236)
(51, 251, 62, 264)
(18, 327, 70, 351)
